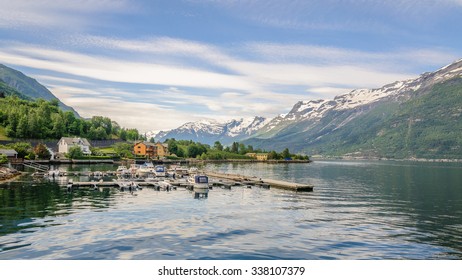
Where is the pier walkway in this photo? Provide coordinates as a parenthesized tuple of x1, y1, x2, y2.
(204, 171, 313, 192)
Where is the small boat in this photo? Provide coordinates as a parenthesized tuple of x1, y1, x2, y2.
(189, 174, 209, 190)
(47, 169, 60, 178)
(158, 180, 173, 191)
(116, 166, 130, 176)
(66, 179, 73, 191)
(117, 180, 139, 191)
(154, 165, 166, 177)
(93, 171, 103, 177)
(136, 165, 151, 176)
(169, 165, 189, 178)
(189, 167, 198, 175)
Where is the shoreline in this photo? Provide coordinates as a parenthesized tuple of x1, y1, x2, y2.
(0, 167, 23, 183)
(311, 156, 462, 163)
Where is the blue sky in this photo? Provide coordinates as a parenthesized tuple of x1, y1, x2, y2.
(0, 0, 461, 132)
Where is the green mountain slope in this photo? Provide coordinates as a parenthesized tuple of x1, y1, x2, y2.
(0, 79, 31, 100)
(0, 64, 79, 116)
(245, 77, 462, 159)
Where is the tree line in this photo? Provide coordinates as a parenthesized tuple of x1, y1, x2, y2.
(164, 139, 309, 160)
(0, 96, 144, 140)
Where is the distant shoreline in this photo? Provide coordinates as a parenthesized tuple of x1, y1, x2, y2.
(311, 156, 462, 163)
(16, 158, 312, 165)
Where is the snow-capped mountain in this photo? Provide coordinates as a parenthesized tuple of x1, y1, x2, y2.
(147, 58, 462, 159)
(256, 58, 462, 137)
(148, 116, 270, 145)
(245, 58, 462, 158)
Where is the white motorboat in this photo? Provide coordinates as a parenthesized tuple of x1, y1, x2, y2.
(189, 174, 209, 190)
(137, 163, 154, 176)
(154, 165, 166, 177)
(116, 166, 130, 176)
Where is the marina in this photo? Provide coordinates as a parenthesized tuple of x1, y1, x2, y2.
(27, 164, 314, 192)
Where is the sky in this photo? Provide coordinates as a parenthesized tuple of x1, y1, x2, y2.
(0, 0, 461, 133)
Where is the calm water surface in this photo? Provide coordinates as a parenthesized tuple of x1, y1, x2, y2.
(0, 161, 461, 259)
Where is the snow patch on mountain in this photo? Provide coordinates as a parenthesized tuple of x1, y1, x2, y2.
(148, 116, 270, 144)
(260, 58, 462, 134)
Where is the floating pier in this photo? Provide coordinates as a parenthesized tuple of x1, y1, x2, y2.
(204, 171, 314, 192)
(41, 168, 313, 192)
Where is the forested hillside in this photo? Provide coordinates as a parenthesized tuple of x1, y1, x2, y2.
(0, 96, 142, 141)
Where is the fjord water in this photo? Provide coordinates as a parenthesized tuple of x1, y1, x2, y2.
(0, 161, 461, 259)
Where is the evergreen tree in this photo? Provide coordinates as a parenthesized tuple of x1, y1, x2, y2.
(213, 141, 223, 151)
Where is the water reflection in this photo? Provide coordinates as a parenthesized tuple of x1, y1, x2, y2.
(1, 161, 462, 259)
(0, 175, 116, 238)
(192, 188, 209, 199)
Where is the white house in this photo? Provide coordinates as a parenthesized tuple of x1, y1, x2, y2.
(57, 137, 91, 155)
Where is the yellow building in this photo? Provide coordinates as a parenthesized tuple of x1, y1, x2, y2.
(245, 152, 268, 161)
(155, 142, 170, 158)
(134, 142, 157, 158)
(134, 141, 170, 158)
(256, 153, 268, 161)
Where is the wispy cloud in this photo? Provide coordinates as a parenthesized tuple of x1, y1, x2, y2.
(0, 0, 132, 30)
(192, 0, 462, 33)
(0, 36, 458, 132)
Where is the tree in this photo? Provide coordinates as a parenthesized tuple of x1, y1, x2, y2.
(238, 143, 247, 154)
(168, 140, 179, 155)
(268, 150, 280, 160)
(231, 142, 239, 153)
(34, 143, 51, 159)
(9, 142, 32, 158)
(114, 142, 133, 158)
(213, 141, 223, 151)
(282, 148, 291, 159)
(67, 146, 84, 159)
(176, 147, 185, 158)
(16, 115, 28, 138)
(119, 129, 127, 141)
(51, 113, 66, 138)
(187, 144, 200, 158)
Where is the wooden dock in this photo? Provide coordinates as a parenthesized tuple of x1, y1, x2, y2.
(204, 171, 313, 192)
(43, 168, 313, 192)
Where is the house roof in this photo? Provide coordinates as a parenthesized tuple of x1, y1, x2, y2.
(0, 149, 18, 156)
(135, 141, 157, 147)
(59, 137, 91, 146)
(156, 142, 168, 148)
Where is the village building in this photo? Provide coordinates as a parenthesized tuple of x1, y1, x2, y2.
(134, 141, 157, 158)
(57, 137, 92, 155)
(134, 141, 170, 158)
(155, 142, 169, 158)
(0, 149, 18, 159)
(245, 152, 269, 161)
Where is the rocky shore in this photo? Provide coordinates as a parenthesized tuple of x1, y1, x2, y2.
(0, 166, 21, 182)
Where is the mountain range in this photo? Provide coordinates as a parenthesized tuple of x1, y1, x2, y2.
(151, 59, 462, 159)
(0, 64, 79, 116)
(2, 59, 461, 159)
(148, 116, 270, 145)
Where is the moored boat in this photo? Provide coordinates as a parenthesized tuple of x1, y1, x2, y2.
(189, 174, 209, 190)
(116, 166, 130, 176)
(155, 165, 166, 177)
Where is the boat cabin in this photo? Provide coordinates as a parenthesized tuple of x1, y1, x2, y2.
(194, 175, 208, 184)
